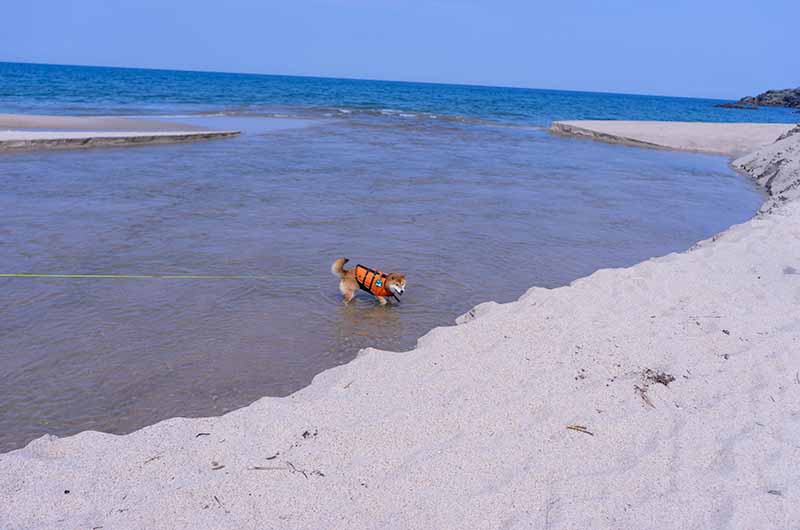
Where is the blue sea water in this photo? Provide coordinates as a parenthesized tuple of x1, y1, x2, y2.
(1, 61, 797, 124)
(0, 62, 792, 452)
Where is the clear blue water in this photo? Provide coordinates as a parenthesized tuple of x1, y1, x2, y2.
(0, 62, 785, 452)
(1, 61, 798, 124)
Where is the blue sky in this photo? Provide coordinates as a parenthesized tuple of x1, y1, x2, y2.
(2, 0, 797, 99)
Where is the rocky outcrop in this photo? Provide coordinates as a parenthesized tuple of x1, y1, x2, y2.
(737, 88, 800, 109)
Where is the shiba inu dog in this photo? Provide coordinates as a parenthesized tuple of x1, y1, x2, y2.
(331, 258, 406, 305)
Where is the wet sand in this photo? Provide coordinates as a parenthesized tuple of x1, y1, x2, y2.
(0, 113, 239, 150)
(1, 121, 799, 529)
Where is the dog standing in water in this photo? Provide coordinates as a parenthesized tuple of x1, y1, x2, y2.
(331, 258, 406, 305)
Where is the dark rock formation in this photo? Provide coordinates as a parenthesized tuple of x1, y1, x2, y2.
(737, 88, 800, 109)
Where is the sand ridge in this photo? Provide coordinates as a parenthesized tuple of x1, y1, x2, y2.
(1, 121, 799, 529)
(0, 113, 201, 131)
(0, 114, 239, 151)
(551, 120, 795, 157)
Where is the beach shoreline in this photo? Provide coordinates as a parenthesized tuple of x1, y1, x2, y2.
(0, 113, 239, 151)
(550, 120, 794, 157)
(1, 120, 799, 529)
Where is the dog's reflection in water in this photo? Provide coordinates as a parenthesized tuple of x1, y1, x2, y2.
(332, 299, 405, 354)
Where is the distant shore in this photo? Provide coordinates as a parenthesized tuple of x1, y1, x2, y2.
(1, 120, 799, 529)
(0, 113, 239, 151)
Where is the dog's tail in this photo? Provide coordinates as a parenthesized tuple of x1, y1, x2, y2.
(331, 257, 350, 278)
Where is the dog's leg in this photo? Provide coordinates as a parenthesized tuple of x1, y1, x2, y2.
(376, 296, 388, 306)
(340, 280, 356, 304)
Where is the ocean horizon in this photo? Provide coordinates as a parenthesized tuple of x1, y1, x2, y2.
(0, 60, 760, 102)
(1, 61, 797, 124)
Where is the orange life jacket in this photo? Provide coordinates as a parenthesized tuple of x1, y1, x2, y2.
(355, 264, 396, 299)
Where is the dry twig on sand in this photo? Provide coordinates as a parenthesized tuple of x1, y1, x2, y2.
(566, 424, 594, 436)
(248, 461, 325, 478)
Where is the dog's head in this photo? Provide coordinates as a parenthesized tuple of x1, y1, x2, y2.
(385, 273, 407, 296)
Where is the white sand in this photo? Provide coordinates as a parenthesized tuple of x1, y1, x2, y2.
(0, 113, 200, 131)
(1, 121, 799, 530)
(552, 120, 795, 157)
(733, 125, 800, 205)
(0, 114, 239, 151)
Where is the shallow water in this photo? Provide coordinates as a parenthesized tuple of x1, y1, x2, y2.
(0, 63, 781, 452)
(0, 113, 765, 452)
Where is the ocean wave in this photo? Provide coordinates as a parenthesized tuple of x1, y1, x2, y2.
(304, 105, 509, 127)
(111, 105, 541, 131)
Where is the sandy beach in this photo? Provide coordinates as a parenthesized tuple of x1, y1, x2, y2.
(551, 120, 795, 157)
(0, 114, 239, 150)
(1, 120, 799, 529)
